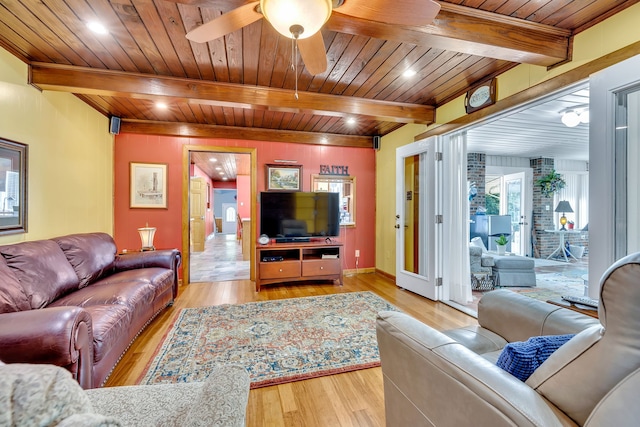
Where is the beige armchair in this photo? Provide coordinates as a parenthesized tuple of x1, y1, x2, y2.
(377, 252, 640, 426)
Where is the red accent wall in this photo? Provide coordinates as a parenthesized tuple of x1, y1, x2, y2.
(237, 175, 251, 219)
(114, 134, 376, 275)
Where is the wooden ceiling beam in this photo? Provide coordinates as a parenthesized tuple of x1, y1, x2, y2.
(329, 2, 571, 67)
(120, 119, 374, 148)
(29, 63, 435, 125)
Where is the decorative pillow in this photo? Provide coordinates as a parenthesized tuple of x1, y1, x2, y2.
(470, 236, 488, 253)
(496, 334, 575, 381)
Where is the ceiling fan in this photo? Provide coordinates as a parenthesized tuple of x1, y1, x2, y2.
(185, 0, 441, 75)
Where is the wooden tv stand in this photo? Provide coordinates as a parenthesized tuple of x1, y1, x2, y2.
(255, 241, 343, 291)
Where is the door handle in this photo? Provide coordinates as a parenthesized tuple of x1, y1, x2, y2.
(395, 224, 400, 229)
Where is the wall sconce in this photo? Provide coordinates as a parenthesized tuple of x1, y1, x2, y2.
(137, 224, 156, 251)
(555, 201, 573, 231)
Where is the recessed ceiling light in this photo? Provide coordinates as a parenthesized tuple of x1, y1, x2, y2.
(215, 166, 222, 170)
(156, 102, 168, 109)
(402, 69, 417, 78)
(222, 177, 228, 181)
(346, 117, 356, 125)
(219, 172, 225, 175)
(321, 137, 328, 144)
(209, 158, 218, 162)
(87, 21, 108, 35)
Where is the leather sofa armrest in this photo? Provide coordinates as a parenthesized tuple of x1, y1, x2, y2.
(376, 311, 576, 427)
(115, 249, 181, 298)
(0, 306, 93, 388)
(114, 249, 181, 271)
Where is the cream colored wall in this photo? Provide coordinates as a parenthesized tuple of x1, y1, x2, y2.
(0, 48, 113, 245)
(375, 3, 640, 276)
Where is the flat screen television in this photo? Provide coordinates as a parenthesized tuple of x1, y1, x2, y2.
(260, 191, 340, 241)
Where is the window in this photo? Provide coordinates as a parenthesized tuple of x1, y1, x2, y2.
(311, 174, 356, 227)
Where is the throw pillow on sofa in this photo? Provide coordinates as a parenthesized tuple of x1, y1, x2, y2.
(496, 334, 575, 381)
(470, 236, 488, 253)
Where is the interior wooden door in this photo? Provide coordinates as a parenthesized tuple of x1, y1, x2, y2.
(190, 177, 206, 252)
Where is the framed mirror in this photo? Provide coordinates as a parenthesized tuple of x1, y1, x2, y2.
(0, 138, 28, 235)
(311, 174, 356, 227)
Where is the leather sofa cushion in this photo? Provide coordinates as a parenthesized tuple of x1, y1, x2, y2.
(54, 233, 116, 288)
(0, 256, 30, 313)
(82, 304, 132, 364)
(0, 240, 79, 309)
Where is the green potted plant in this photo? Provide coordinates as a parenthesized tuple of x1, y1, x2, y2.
(535, 170, 566, 197)
(494, 234, 509, 255)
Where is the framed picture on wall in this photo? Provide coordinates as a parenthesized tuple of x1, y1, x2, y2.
(130, 162, 168, 208)
(266, 164, 302, 191)
(0, 137, 28, 235)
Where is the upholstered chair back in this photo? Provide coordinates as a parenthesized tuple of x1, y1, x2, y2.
(526, 252, 640, 425)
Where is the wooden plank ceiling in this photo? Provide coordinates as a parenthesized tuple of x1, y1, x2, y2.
(0, 0, 634, 152)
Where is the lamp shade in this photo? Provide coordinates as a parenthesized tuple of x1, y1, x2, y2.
(138, 226, 156, 251)
(260, 0, 332, 39)
(555, 201, 574, 213)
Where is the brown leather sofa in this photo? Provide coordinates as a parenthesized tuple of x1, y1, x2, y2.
(377, 252, 640, 426)
(0, 232, 181, 389)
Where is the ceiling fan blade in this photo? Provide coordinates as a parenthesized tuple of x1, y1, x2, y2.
(298, 32, 328, 75)
(336, 0, 440, 26)
(186, 1, 261, 43)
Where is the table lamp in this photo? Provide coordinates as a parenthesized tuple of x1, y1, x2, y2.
(555, 201, 573, 231)
(137, 223, 156, 251)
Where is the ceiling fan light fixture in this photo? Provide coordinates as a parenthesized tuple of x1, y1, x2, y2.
(561, 110, 580, 127)
(260, 0, 332, 39)
(579, 110, 590, 123)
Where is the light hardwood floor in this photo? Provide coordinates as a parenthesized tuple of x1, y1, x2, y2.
(106, 274, 477, 426)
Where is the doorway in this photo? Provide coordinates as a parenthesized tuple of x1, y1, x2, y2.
(182, 146, 256, 285)
(395, 137, 440, 300)
(485, 170, 532, 256)
(589, 53, 640, 297)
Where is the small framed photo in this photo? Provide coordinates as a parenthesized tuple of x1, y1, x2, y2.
(130, 162, 168, 208)
(266, 164, 302, 191)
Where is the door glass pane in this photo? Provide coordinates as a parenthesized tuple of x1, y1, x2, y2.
(403, 154, 426, 275)
(615, 86, 640, 257)
(506, 178, 522, 254)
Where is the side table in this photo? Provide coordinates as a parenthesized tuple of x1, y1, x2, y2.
(547, 298, 598, 318)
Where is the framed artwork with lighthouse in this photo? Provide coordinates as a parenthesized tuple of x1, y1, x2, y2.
(130, 162, 168, 208)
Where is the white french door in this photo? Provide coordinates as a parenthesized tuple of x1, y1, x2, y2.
(589, 54, 640, 298)
(502, 172, 532, 256)
(395, 137, 440, 300)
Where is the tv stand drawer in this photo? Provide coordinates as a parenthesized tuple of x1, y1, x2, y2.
(259, 261, 301, 280)
(302, 259, 340, 277)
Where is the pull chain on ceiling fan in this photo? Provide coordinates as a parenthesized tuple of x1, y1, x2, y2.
(185, 0, 441, 77)
(290, 25, 303, 100)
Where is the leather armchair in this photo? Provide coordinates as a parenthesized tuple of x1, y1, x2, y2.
(377, 252, 640, 426)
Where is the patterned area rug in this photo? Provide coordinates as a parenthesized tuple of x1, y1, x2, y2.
(139, 291, 399, 388)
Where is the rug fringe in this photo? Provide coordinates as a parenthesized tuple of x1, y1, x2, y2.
(249, 362, 382, 389)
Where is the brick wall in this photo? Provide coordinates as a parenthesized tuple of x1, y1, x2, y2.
(467, 153, 486, 215)
(531, 158, 556, 258)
